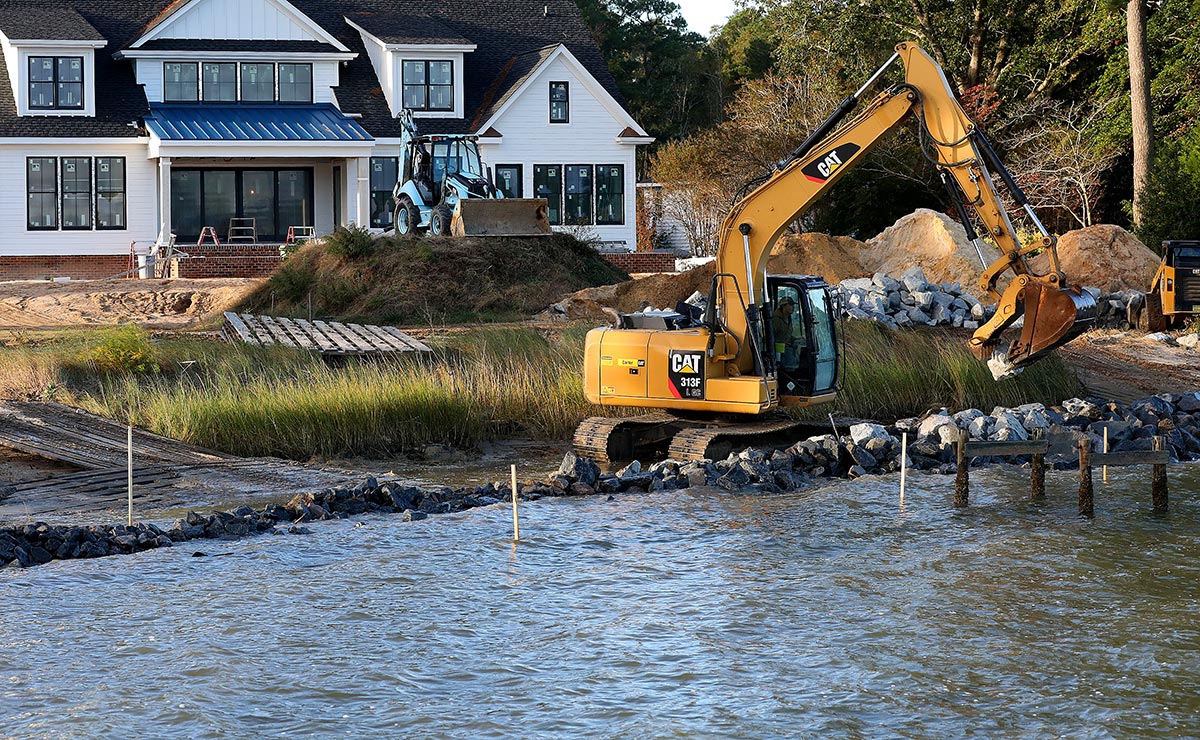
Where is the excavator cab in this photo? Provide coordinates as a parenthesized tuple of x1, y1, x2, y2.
(767, 276, 840, 403)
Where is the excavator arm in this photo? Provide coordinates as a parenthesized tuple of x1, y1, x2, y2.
(714, 42, 1096, 381)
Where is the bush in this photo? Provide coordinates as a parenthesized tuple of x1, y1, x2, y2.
(1136, 137, 1200, 252)
(88, 326, 160, 375)
(324, 224, 376, 259)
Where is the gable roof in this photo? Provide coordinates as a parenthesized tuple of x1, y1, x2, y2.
(0, 0, 633, 140)
(0, 6, 104, 42)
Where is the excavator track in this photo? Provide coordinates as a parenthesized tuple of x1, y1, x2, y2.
(573, 414, 693, 464)
(574, 413, 855, 464)
(667, 417, 844, 462)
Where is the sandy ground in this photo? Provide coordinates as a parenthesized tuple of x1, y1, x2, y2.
(1061, 331, 1200, 401)
(0, 277, 260, 330)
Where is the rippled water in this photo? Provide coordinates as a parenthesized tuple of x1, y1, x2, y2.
(3, 464, 1199, 739)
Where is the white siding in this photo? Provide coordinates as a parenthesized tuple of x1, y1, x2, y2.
(0, 142, 156, 257)
(478, 55, 638, 248)
(149, 0, 324, 42)
(312, 61, 338, 105)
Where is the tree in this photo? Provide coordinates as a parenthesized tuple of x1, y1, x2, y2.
(573, 0, 720, 152)
(1127, 0, 1154, 224)
(1006, 101, 1123, 229)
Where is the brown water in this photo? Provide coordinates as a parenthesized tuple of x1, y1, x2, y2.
(2, 463, 1198, 738)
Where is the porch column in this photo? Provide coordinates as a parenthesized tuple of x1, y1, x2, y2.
(342, 157, 359, 228)
(156, 157, 172, 245)
(354, 156, 370, 227)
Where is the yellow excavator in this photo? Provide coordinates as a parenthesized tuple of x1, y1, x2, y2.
(574, 42, 1097, 463)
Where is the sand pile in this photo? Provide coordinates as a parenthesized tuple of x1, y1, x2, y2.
(1032, 225, 1159, 293)
(552, 211, 1161, 318)
(0, 278, 258, 329)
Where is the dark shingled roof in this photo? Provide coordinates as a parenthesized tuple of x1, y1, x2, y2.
(0, 6, 104, 41)
(346, 12, 473, 45)
(0, 0, 628, 139)
(134, 38, 343, 53)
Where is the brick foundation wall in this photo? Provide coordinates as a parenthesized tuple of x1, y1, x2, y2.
(171, 244, 283, 279)
(0, 255, 130, 280)
(602, 251, 676, 274)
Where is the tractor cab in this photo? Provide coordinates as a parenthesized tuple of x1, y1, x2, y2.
(766, 275, 840, 402)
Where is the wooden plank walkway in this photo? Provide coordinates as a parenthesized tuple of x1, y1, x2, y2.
(221, 312, 431, 356)
(0, 402, 362, 522)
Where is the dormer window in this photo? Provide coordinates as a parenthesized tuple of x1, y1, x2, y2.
(164, 62, 198, 102)
(549, 81, 569, 123)
(202, 63, 236, 102)
(240, 63, 275, 102)
(402, 60, 453, 111)
(29, 57, 83, 110)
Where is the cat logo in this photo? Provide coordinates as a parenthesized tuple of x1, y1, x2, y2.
(801, 143, 861, 184)
(667, 350, 705, 400)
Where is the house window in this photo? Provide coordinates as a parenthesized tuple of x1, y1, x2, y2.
(61, 158, 92, 230)
(595, 164, 624, 225)
(495, 165, 522, 198)
(96, 158, 126, 230)
(202, 62, 236, 102)
(164, 62, 198, 102)
(279, 63, 312, 103)
(534, 165, 562, 225)
(240, 63, 275, 102)
(549, 82, 569, 123)
(564, 165, 593, 225)
(402, 60, 453, 111)
(27, 157, 57, 230)
(29, 57, 83, 110)
(369, 157, 399, 229)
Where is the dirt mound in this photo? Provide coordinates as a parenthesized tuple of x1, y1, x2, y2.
(769, 233, 871, 283)
(1035, 226, 1159, 293)
(243, 233, 628, 325)
(865, 208, 1000, 289)
(0, 278, 257, 329)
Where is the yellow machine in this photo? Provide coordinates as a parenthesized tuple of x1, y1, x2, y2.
(574, 43, 1097, 463)
(1135, 241, 1200, 331)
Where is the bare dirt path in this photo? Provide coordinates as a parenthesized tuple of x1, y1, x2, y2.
(1060, 332, 1200, 401)
(0, 277, 260, 330)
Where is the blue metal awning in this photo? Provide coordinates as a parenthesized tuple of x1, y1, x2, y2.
(145, 104, 373, 142)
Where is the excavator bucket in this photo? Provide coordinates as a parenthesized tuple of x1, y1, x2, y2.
(451, 198, 552, 237)
(994, 283, 1097, 377)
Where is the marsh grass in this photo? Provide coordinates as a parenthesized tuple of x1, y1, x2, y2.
(0, 322, 1081, 459)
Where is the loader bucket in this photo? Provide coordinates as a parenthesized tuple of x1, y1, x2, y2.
(451, 198, 552, 237)
(1006, 282, 1098, 369)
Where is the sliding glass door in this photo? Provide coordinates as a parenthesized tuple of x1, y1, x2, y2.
(170, 168, 312, 242)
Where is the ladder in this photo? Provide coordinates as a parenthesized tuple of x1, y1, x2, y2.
(286, 225, 316, 246)
(227, 218, 257, 243)
(197, 226, 221, 248)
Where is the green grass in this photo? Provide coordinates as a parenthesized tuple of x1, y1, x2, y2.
(0, 322, 1082, 459)
(809, 321, 1083, 421)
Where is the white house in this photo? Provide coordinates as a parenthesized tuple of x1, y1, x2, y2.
(0, 0, 651, 279)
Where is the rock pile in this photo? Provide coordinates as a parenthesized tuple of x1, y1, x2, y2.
(836, 266, 993, 329)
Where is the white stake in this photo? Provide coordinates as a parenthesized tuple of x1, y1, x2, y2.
(127, 425, 134, 526)
(900, 432, 907, 503)
(828, 413, 840, 439)
(1103, 427, 1109, 483)
(510, 464, 520, 542)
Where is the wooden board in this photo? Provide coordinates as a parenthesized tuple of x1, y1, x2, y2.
(1090, 450, 1171, 467)
(221, 313, 430, 357)
(965, 441, 1050, 457)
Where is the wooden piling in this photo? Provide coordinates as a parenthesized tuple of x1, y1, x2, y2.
(954, 426, 969, 508)
(1078, 439, 1094, 517)
(1031, 450, 1046, 500)
(1151, 436, 1169, 513)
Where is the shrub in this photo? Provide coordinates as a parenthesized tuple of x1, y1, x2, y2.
(88, 326, 160, 375)
(324, 224, 376, 259)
